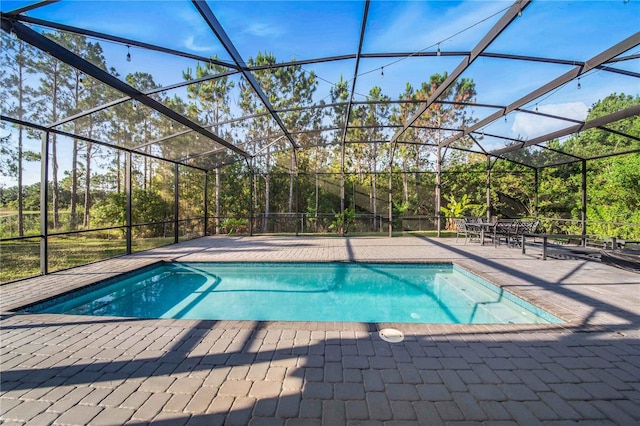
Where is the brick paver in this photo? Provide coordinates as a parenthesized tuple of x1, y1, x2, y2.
(1, 236, 639, 424)
(52, 404, 102, 425)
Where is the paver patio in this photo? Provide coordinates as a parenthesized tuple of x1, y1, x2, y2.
(1, 236, 639, 425)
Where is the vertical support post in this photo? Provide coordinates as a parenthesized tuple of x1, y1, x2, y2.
(215, 168, 221, 235)
(295, 168, 299, 237)
(435, 146, 442, 237)
(581, 159, 587, 245)
(203, 171, 209, 236)
(352, 178, 356, 212)
(486, 156, 492, 221)
(315, 172, 319, 233)
(534, 168, 539, 218)
(174, 163, 179, 244)
(125, 151, 132, 254)
(340, 140, 346, 236)
(248, 166, 254, 236)
(291, 148, 299, 237)
(388, 171, 393, 237)
(373, 163, 378, 232)
(39, 131, 49, 275)
(388, 142, 395, 238)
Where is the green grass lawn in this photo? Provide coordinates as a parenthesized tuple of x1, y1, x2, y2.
(0, 239, 41, 284)
(0, 236, 174, 284)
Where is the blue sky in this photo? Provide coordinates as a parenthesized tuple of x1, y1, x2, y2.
(4, 1, 638, 108)
(1, 0, 639, 185)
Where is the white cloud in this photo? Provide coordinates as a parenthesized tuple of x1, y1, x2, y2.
(511, 102, 588, 140)
(183, 36, 214, 53)
(244, 22, 284, 38)
(370, 1, 506, 52)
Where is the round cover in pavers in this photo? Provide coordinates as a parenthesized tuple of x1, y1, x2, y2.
(379, 328, 404, 343)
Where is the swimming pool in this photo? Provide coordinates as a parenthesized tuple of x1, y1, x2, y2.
(23, 262, 561, 324)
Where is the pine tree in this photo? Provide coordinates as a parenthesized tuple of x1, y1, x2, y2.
(1, 32, 37, 236)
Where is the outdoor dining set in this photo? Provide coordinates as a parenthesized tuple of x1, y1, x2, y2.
(453, 217, 540, 248)
(454, 217, 639, 267)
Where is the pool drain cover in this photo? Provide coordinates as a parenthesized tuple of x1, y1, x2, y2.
(379, 328, 404, 343)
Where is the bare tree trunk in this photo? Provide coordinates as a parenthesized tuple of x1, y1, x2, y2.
(51, 133, 59, 229)
(254, 167, 258, 211)
(264, 146, 271, 233)
(116, 150, 121, 193)
(17, 51, 25, 237)
(83, 142, 92, 227)
(373, 171, 377, 232)
(51, 67, 60, 229)
(369, 180, 373, 214)
(402, 158, 409, 206)
(70, 75, 81, 230)
(71, 138, 78, 228)
(215, 168, 221, 234)
(17, 127, 24, 237)
(288, 150, 294, 213)
(143, 153, 148, 191)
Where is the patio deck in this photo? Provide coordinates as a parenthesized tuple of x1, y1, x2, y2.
(1, 235, 639, 425)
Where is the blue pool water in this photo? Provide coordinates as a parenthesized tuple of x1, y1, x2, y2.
(24, 262, 560, 324)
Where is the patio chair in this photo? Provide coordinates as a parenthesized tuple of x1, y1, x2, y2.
(492, 219, 518, 247)
(454, 218, 480, 244)
(514, 219, 540, 246)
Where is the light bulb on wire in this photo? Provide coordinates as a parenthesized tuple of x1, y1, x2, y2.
(9, 23, 18, 40)
(126, 45, 131, 62)
(577, 78, 581, 90)
(436, 44, 441, 56)
(381, 67, 384, 78)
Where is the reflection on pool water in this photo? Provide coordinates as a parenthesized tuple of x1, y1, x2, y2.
(24, 262, 561, 324)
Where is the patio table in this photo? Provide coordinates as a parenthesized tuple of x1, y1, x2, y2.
(466, 222, 495, 246)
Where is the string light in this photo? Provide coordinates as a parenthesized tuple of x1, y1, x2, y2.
(517, 9, 522, 17)
(9, 23, 18, 40)
(436, 44, 441, 56)
(577, 78, 581, 89)
(381, 67, 384, 78)
(126, 45, 131, 62)
(535, 103, 538, 112)
(132, 101, 137, 110)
